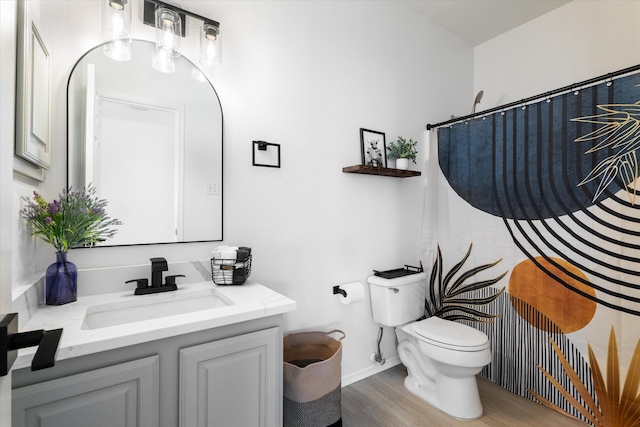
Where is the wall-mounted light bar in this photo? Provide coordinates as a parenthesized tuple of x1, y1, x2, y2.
(142, 0, 222, 73)
(142, 0, 220, 38)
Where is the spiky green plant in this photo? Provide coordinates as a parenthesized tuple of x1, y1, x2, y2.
(423, 243, 507, 322)
(530, 327, 640, 427)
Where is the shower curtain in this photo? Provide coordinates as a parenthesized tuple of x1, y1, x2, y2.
(421, 72, 640, 426)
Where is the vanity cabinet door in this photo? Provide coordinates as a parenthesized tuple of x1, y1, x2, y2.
(180, 327, 281, 427)
(12, 356, 159, 427)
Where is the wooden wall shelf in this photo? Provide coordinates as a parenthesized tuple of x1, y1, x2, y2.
(342, 165, 421, 178)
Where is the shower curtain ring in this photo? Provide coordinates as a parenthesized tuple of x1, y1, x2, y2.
(606, 75, 613, 87)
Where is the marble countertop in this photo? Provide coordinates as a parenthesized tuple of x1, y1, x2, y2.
(13, 280, 296, 371)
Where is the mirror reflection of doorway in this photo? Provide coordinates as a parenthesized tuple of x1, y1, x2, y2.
(68, 41, 223, 246)
(92, 97, 183, 245)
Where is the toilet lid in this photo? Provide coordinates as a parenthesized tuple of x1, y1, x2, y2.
(413, 316, 489, 351)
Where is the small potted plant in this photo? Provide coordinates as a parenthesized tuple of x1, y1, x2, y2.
(387, 136, 418, 170)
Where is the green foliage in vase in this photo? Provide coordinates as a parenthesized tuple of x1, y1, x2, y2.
(387, 136, 418, 163)
(423, 243, 507, 322)
(21, 185, 122, 253)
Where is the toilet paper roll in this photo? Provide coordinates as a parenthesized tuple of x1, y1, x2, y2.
(338, 282, 365, 305)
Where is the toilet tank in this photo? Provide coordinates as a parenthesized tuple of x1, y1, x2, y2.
(368, 273, 426, 327)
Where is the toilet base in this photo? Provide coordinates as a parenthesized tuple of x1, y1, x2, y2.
(404, 371, 483, 420)
(397, 331, 486, 420)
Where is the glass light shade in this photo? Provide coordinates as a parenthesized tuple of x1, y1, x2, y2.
(199, 23, 222, 68)
(152, 46, 176, 73)
(101, 0, 131, 42)
(103, 40, 131, 61)
(155, 7, 181, 58)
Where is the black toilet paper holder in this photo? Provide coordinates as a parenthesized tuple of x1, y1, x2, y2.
(332, 286, 347, 298)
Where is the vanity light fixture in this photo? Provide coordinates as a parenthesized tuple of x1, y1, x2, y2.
(101, 0, 132, 61)
(151, 7, 181, 73)
(155, 8, 182, 56)
(200, 23, 222, 68)
(143, 0, 221, 74)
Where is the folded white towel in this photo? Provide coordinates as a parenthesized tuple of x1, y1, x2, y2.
(212, 245, 239, 265)
(214, 245, 239, 251)
(211, 264, 234, 283)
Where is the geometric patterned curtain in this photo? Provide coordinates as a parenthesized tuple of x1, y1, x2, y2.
(438, 71, 640, 316)
(426, 68, 640, 426)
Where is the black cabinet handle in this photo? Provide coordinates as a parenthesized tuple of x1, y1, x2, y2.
(1, 313, 63, 376)
(32, 329, 63, 371)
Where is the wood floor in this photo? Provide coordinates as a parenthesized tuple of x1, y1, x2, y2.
(341, 364, 586, 427)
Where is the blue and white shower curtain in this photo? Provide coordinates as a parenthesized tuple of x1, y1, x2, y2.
(421, 71, 640, 426)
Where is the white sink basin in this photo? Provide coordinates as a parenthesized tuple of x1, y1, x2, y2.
(81, 288, 233, 330)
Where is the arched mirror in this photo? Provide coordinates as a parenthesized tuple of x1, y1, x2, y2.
(67, 40, 222, 246)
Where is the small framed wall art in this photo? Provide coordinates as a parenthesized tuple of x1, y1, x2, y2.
(360, 128, 386, 168)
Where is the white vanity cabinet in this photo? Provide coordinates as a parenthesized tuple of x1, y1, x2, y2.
(12, 316, 284, 427)
(13, 356, 160, 427)
(180, 327, 280, 427)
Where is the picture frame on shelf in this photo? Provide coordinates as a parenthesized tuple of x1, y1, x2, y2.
(360, 128, 386, 168)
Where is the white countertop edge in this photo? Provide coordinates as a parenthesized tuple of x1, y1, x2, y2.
(13, 281, 296, 371)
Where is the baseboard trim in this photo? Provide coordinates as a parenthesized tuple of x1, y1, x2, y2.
(341, 356, 401, 387)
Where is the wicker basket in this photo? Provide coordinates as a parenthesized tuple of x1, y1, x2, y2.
(210, 255, 252, 285)
(283, 330, 345, 427)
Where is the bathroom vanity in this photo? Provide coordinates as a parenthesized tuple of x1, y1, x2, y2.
(10, 279, 296, 427)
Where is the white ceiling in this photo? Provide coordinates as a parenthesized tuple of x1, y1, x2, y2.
(402, 0, 572, 46)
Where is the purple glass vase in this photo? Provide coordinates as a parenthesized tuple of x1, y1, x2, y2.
(45, 252, 77, 305)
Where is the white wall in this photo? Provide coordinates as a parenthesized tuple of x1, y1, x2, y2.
(10, 0, 473, 383)
(2, 1, 17, 311)
(1, 1, 17, 422)
(474, 0, 640, 110)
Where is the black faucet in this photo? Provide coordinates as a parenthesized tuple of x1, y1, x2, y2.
(126, 257, 184, 295)
(150, 257, 168, 288)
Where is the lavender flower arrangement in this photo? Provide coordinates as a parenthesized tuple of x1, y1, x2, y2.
(21, 185, 122, 253)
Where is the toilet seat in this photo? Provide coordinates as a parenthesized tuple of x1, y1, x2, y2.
(413, 316, 489, 351)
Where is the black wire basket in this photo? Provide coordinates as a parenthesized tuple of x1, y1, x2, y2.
(211, 255, 252, 285)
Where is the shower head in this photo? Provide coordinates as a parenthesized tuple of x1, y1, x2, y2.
(472, 90, 484, 114)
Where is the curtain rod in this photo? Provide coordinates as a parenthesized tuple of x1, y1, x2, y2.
(425, 63, 640, 131)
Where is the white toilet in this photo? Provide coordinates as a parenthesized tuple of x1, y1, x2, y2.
(368, 273, 492, 420)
